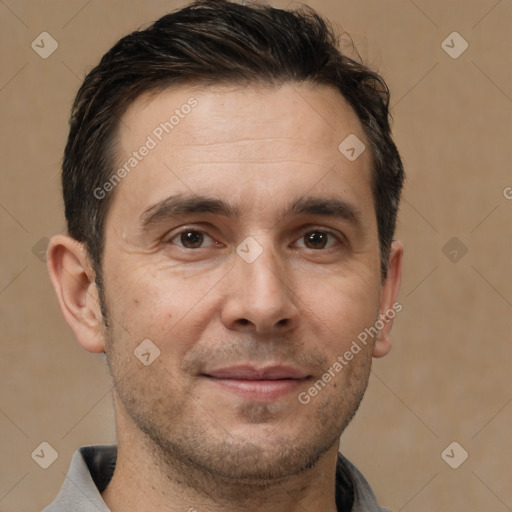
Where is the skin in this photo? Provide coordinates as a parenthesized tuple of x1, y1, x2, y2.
(47, 82, 403, 512)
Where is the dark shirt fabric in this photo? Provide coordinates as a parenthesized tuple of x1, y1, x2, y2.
(42, 445, 391, 511)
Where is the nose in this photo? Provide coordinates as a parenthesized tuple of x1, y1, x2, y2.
(219, 242, 300, 335)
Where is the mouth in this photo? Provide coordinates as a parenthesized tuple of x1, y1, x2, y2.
(201, 365, 310, 401)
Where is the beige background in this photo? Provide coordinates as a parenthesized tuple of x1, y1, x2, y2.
(1, 0, 511, 510)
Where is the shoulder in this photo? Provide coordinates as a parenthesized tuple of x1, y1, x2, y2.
(336, 452, 393, 512)
(41, 445, 116, 512)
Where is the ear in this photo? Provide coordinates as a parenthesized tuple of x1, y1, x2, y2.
(46, 234, 106, 353)
(372, 240, 404, 358)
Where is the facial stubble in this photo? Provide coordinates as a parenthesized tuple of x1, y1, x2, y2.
(103, 319, 373, 499)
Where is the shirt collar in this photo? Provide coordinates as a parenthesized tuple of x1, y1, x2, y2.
(44, 445, 387, 512)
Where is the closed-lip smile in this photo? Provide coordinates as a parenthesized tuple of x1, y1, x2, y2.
(202, 365, 310, 401)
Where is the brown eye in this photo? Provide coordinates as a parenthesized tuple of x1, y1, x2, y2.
(304, 231, 328, 249)
(296, 230, 339, 250)
(170, 230, 214, 249)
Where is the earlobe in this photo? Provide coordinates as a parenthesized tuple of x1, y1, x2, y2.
(372, 240, 404, 358)
(46, 234, 106, 353)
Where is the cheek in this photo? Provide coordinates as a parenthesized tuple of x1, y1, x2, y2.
(103, 262, 221, 365)
(303, 270, 380, 339)
(103, 263, 180, 323)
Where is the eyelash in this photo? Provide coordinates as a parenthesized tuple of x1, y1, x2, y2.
(164, 227, 344, 250)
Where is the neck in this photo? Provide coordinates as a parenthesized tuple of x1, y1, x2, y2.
(101, 409, 340, 512)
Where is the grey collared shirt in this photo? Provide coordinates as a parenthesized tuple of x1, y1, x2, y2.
(42, 445, 391, 511)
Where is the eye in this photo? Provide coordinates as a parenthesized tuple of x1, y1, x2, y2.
(295, 230, 341, 250)
(168, 229, 217, 249)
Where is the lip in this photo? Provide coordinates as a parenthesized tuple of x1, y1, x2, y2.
(204, 365, 308, 380)
(202, 365, 310, 401)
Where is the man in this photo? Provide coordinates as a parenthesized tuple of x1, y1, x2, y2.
(44, 0, 404, 510)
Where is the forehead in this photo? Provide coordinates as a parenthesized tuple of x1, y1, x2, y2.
(120, 82, 365, 152)
(108, 82, 374, 228)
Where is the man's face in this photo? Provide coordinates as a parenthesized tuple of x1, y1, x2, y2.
(99, 83, 388, 480)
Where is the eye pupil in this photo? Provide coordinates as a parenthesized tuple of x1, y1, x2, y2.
(181, 231, 203, 248)
(173, 230, 333, 250)
(305, 231, 327, 249)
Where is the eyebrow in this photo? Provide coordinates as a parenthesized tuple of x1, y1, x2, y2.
(139, 194, 362, 229)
